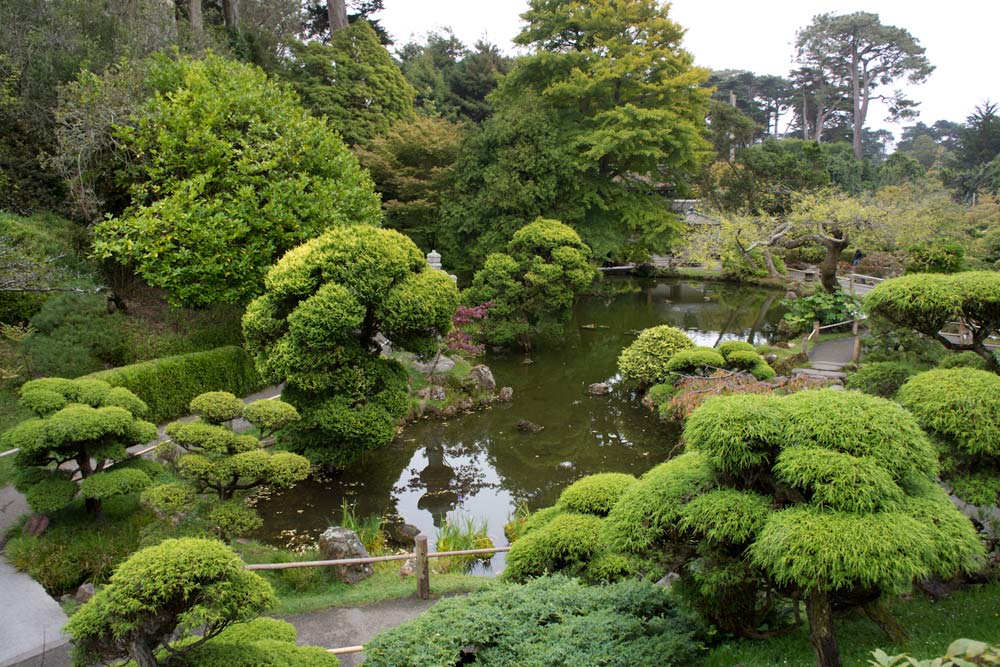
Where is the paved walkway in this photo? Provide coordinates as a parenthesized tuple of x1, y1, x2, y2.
(792, 336, 857, 381)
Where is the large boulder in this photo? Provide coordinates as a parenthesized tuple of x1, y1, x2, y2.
(318, 527, 374, 584)
(470, 365, 496, 391)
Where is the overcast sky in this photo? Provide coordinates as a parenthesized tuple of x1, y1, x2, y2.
(377, 1, 1000, 140)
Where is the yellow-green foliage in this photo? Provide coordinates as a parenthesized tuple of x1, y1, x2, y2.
(617, 325, 695, 386)
(724, 349, 762, 370)
(937, 351, 991, 371)
(749, 359, 776, 380)
(718, 340, 756, 359)
(602, 452, 715, 553)
(66, 538, 277, 667)
(184, 617, 339, 667)
(845, 361, 919, 398)
(678, 489, 772, 544)
(243, 225, 458, 466)
(556, 473, 636, 516)
(141, 482, 196, 517)
(897, 368, 1000, 457)
(207, 501, 264, 541)
(85, 346, 264, 424)
(242, 399, 299, 437)
(773, 447, 903, 513)
(463, 218, 596, 348)
(683, 394, 785, 475)
(665, 347, 726, 373)
(3, 378, 156, 514)
(190, 391, 245, 424)
(503, 513, 604, 581)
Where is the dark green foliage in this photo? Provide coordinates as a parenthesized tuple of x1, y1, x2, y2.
(906, 239, 965, 274)
(556, 473, 636, 517)
(286, 21, 415, 146)
(503, 513, 604, 580)
(463, 218, 596, 350)
(85, 346, 264, 424)
(24, 294, 127, 377)
(846, 361, 919, 398)
(93, 53, 381, 306)
(617, 325, 695, 386)
(66, 538, 276, 667)
(243, 226, 458, 466)
(5, 495, 150, 594)
(780, 290, 860, 335)
(602, 452, 715, 553)
(4, 377, 156, 515)
(665, 347, 727, 374)
(937, 351, 990, 371)
(364, 575, 702, 667)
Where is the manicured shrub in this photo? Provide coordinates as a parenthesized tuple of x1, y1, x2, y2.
(503, 513, 604, 580)
(611, 388, 982, 666)
(724, 349, 761, 371)
(463, 218, 596, 350)
(85, 346, 264, 424)
(190, 391, 245, 424)
(556, 473, 637, 516)
(602, 452, 715, 553)
(748, 359, 776, 380)
(66, 538, 276, 667)
(665, 347, 726, 374)
(242, 399, 300, 437)
(617, 325, 695, 386)
(937, 350, 991, 371)
(585, 551, 657, 583)
(717, 340, 756, 360)
(243, 226, 458, 466)
(364, 575, 702, 667)
(845, 361, 919, 398)
(141, 483, 196, 521)
(4, 378, 156, 515)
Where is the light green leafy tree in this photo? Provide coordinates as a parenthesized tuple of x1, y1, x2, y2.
(2, 378, 157, 515)
(242, 225, 459, 466)
(93, 52, 381, 307)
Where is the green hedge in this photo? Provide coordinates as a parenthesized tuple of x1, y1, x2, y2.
(84, 346, 264, 424)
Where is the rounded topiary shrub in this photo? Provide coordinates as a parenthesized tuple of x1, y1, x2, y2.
(937, 350, 991, 371)
(845, 361, 918, 398)
(749, 360, 776, 380)
(503, 513, 603, 580)
(190, 391, 245, 424)
(664, 347, 726, 374)
(556, 473, 637, 516)
(897, 368, 1000, 458)
(725, 349, 762, 371)
(617, 325, 694, 386)
(718, 340, 756, 360)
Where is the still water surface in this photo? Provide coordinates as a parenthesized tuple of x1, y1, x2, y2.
(255, 278, 785, 570)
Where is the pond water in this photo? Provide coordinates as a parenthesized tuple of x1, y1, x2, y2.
(255, 278, 785, 571)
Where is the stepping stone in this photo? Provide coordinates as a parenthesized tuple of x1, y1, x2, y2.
(792, 368, 846, 380)
(810, 362, 846, 372)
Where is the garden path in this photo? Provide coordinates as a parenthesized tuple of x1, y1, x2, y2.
(792, 336, 857, 381)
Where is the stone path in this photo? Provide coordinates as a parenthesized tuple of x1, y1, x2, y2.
(792, 336, 857, 382)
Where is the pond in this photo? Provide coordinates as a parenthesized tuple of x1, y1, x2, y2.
(255, 278, 785, 571)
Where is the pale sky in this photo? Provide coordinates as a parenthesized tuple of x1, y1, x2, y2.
(377, 0, 1000, 140)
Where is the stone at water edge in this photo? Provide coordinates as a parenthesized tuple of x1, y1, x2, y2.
(587, 382, 611, 396)
(318, 527, 374, 584)
(411, 353, 457, 375)
(470, 364, 496, 391)
(430, 385, 447, 401)
(498, 387, 514, 402)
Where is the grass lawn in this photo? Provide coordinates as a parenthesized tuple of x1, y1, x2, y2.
(702, 583, 1000, 666)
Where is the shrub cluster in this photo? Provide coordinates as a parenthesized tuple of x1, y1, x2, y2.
(85, 346, 264, 424)
(364, 575, 702, 667)
(617, 325, 695, 386)
(845, 361, 919, 398)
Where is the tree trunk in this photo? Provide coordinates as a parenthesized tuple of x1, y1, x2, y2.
(129, 639, 159, 667)
(851, 44, 863, 160)
(222, 0, 239, 32)
(188, 0, 202, 35)
(806, 589, 842, 667)
(819, 239, 848, 293)
(761, 247, 781, 279)
(862, 598, 909, 644)
(328, 0, 348, 33)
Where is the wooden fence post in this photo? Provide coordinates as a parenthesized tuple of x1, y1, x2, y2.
(852, 319, 861, 363)
(415, 535, 429, 600)
(849, 273, 855, 295)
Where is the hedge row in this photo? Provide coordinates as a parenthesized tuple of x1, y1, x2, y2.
(84, 346, 264, 424)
